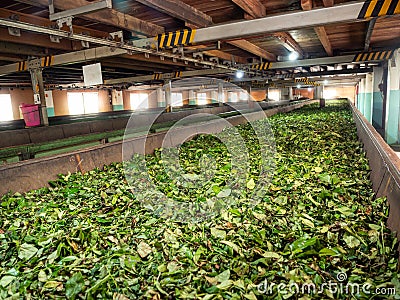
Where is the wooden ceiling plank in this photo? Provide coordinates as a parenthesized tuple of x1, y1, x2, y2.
(13, 0, 164, 36)
(135, 0, 213, 27)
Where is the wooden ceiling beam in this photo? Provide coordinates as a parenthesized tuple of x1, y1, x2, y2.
(0, 7, 109, 38)
(229, 0, 288, 60)
(314, 26, 333, 56)
(231, 0, 266, 18)
(135, 0, 212, 27)
(301, 0, 313, 11)
(14, 0, 164, 36)
(272, 32, 304, 57)
(322, 0, 335, 7)
(227, 40, 276, 61)
(137, 0, 274, 61)
(302, 0, 333, 56)
(187, 45, 248, 64)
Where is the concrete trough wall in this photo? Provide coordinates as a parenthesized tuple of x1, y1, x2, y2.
(0, 101, 313, 196)
(349, 101, 400, 243)
(0, 106, 241, 149)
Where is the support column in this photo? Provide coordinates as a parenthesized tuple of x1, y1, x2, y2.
(315, 85, 323, 99)
(385, 49, 400, 144)
(30, 67, 48, 126)
(44, 91, 55, 117)
(164, 80, 172, 112)
(218, 82, 224, 104)
(157, 87, 165, 108)
(280, 87, 290, 100)
(189, 90, 196, 105)
(111, 89, 124, 111)
(211, 91, 218, 104)
(315, 85, 324, 107)
(372, 66, 385, 130)
(358, 78, 366, 113)
(364, 73, 373, 123)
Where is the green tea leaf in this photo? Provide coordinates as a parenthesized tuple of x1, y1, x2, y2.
(66, 272, 84, 300)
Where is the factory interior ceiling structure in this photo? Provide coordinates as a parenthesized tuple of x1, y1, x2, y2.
(0, 0, 398, 88)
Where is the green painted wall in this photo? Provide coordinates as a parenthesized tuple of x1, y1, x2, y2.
(47, 107, 55, 117)
(112, 105, 124, 111)
(189, 99, 196, 105)
(158, 102, 166, 107)
(386, 90, 400, 144)
(372, 91, 383, 129)
(357, 93, 364, 113)
(363, 93, 372, 123)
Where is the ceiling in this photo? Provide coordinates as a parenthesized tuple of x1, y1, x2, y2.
(0, 0, 398, 87)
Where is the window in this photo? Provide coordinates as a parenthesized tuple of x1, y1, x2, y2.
(228, 92, 238, 102)
(130, 93, 149, 110)
(197, 92, 208, 105)
(239, 92, 249, 101)
(171, 93, 183, 107)
(68, 92, 99, 115)
(0, 94, 14, 121)
(324, 89, 337, 99)
(268, 89, 280, 101)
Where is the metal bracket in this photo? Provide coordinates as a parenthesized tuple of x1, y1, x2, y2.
(109, 31, 124, 45)
(27, 58, 41, 71)
(49, 0, 112, 21)
(172, 46, 184, 57)
(209, 57, 219, 64)
(8, 27, 21, 37)
(7, 14, 20, 36)
(81, 40, 90, 48)
(193, 52, 204, 60)
(56, 17, 73, 35)
(50, 35, 61, 43)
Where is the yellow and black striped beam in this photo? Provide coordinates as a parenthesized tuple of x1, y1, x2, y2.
(152, 73, 162, 80)
(295, 78, 321, 86)
(173, 71, 182, 79)
(41, 56, 54, 68)
(17, 61, 27, 72)
(157, 29, 196, 49)
(250, 62, 273, 71)
(358, 0, 400, 19)
(353, 50, 394, 62)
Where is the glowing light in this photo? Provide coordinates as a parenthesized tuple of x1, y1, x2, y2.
(324, 80, 328, 85)
(296, 84, 301, 89)
(235, 70, 244, 79)
(289, 52, 299, 61)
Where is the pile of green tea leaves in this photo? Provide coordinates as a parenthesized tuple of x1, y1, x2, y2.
(1, 101, 399, 299)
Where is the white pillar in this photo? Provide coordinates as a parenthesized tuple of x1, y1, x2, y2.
(189, 90, 196, 105)
(157, 87, 165, 107)
(111, 89, 124, 111)
(44, 90, 55, 116)
(364, 73, 373, 123)
(372, 66, 384, 128)
(386, 49, 400, 144)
